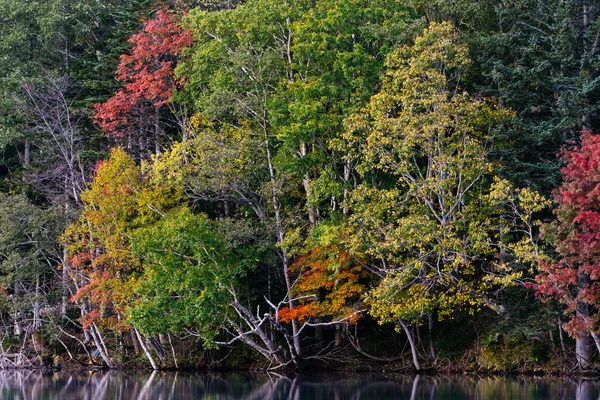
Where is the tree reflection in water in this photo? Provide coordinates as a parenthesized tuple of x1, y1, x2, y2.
(0, 370, 598, 400)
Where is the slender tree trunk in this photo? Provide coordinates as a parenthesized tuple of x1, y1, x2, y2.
(33, 278, 41, 331)
(159, 334, 168, 348)
(428, 314, 437, 362)
(558, 319, 566, 355)
(314, 324, 323, 350)
(88, 323, 113, 367)
(23, 139, 31, 170)
(61, 246, 70, 318)
(13, 281, 21, 336)
(135, 329, 159, 370)
(168, 334, 178, 369)
(399, 319, 421, 371)
(334, 324, 342, 348)
(576, 271, 593, 369)
(263, 124, 301, 361)
(300, 142, 318, 226)
(82, 328, 91, 344)
(130, 329, 141, 354)
(150, 337, 166, 364)
(277, 26, 306, 361)
(342, 159, 351, 214)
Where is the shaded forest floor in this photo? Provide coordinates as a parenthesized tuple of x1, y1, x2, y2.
(7, 310, 591, 376)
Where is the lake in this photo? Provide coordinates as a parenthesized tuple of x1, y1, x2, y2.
(0, 370, 597, 400)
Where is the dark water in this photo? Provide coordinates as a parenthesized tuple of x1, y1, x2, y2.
(0, 370, 598, 400)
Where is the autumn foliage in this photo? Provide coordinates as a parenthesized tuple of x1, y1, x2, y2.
(64, 148, 144, 331)
(93, 10, 192, 138)
(535, 131, 600, 336)
(278, 243, 367, 324)
(65, 147, 180, 331)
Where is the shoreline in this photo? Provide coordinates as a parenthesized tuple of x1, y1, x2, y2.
(1, 364, 596, 378)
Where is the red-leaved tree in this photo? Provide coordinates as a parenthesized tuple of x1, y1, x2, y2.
(94, 10, 192, 156)
(535, 131, 600, 368)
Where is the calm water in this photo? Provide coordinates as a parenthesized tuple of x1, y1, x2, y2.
(0, 370, 598, 400)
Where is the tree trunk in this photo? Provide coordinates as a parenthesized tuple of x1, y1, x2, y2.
(135, 329, 159, 370)
(130, 329, 141, 354)
(168, 334, 178, 369)
(23, 139, 31, 170)
(576, 324, 593, 369)
(558, 319, 566, 355)
(150, 337, 166, 364)
(590, 330, 600, 355)
(61, 246, 70, 318)
(342, 159, 351, 214)
(88, 323, 113, 367)
(428, 314, 437, 362)
(13, 281, 21, 336)
(33, 278, 41, 331)
(334, 324, 342, 348)
(263, 125, 301, 361)
(314, 323, 323, 350)
(300, 142, 318, 226)
(576, 270, 594, 369)
(399, 319, 421, 371)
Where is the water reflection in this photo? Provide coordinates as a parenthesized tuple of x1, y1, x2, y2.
(0, 370, 598, 400)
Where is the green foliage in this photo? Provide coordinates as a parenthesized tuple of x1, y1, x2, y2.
(129, 208, 251, 343)
(66, 147, 253, 342)
(270, 0, 415, 188)
(340, 22, 549, 325)
(475, 0, 600, 193)
(0, 0, 592, 372)
(0, 193, 70, 329)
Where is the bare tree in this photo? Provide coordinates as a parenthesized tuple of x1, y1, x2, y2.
(20, 73, 87, 206)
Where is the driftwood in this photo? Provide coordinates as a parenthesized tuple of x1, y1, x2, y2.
(0, 351, 35, 369)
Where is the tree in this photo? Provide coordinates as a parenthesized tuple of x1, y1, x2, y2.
(20, 74, 87, 205)
(179, 0, 422, 366)
(536, 131, 600, 369)
(65, 147, 181, 367)
(340, 22, 548, 370)
(0, 0, 71, 180)
(94, 10, 192, 157)
(270, 0, 414, 225)
(277, 222, 368, 336)
(0, 0, 152, 178)
(129, 208, 253, 346)
(0, 193, 70, 337)
(181, 0, 318, 366)
(65, 144, 256, 369)
(476, 0, 600, 193)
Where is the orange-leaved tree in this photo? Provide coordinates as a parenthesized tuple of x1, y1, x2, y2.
(278, 223, 368, 330)
(64, 147, 180, 366)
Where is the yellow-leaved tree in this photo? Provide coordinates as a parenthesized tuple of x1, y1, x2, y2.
(339, 22, 549, 370)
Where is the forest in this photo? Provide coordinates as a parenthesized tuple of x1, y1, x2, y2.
(1, 0, 600, 373)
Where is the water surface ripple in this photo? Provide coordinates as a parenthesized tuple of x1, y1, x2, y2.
(0, 370, 597, 400)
